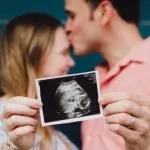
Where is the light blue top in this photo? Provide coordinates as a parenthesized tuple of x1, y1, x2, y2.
(0, 102, 79, 149)
(0, 101, 9, 144)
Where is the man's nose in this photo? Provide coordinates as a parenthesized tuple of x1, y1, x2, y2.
(65, 19, 72, 36)
(68, 56, 75, 68)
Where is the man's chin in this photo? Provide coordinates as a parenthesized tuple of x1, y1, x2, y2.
(71, 43, 89, 56)
(74, 50, 89, 56)
(73, 48, 86, 56)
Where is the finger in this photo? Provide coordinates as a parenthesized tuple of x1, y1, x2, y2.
(106, 113, 149, 134)
(108, 124, 140, 144)
(127, 93, 150, 107)
(5, 115, 38, 131)
(101, 92, 150, 107)
(9, 126, 35, 141)
(3, 103, 38, 119)
(103, 100, 141, 118)
(142, 106, 150, 120)
(101, 92, 130, 105)
(9, 96, 42, 109)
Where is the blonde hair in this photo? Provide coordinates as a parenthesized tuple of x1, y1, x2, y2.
(0, 13, 71, 149)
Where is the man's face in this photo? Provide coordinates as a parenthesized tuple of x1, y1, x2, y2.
(65, 0, 101, 56)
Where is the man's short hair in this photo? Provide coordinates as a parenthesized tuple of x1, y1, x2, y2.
(85, 0, 140, 25)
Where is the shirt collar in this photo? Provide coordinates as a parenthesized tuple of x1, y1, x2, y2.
(96, 37, 150, 84)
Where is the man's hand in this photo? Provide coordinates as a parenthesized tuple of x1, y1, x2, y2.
(100, 92, 150, 150)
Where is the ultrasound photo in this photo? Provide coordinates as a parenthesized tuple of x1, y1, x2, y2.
(36, 71, 103, 126)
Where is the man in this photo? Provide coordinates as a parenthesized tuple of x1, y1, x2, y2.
(65, 0, 150, 150)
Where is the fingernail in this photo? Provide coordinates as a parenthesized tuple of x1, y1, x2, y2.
(35, 102, 43, 108)
(39, 102, 43, 106)
(99, 97, 105, 105)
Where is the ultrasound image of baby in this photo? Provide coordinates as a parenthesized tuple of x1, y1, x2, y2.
(55, 80, 91, 119)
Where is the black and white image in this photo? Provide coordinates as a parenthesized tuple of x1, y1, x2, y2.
(36, 71, 103, 126)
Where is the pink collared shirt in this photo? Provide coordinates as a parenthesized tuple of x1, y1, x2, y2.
(82, 37, 150, 150)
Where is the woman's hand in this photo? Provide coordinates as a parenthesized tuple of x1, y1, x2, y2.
(101, 92, 150, 150)
(2, 96, 42, 150)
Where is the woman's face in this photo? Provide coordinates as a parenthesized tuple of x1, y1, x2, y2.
(40, 27, 75, 77)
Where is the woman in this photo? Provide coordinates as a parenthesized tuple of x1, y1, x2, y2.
(0, 12, 77, 150)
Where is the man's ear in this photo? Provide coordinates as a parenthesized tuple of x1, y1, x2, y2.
(94, 1, 113, 25)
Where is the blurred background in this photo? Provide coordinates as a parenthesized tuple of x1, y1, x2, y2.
(0, 0, 149, 148)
